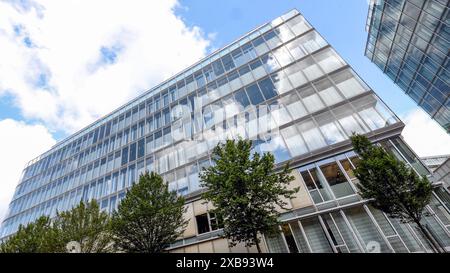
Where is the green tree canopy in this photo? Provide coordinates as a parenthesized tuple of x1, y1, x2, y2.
(350, 134, 439, 252)
(0, 216, 60, 253)
(0, 200, 112, 253)
(111, 171, 188, 253)
(200, 139, 298, 253)
(53, 200, 113, 253)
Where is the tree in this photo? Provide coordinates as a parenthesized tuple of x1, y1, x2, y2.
(111, 171, 188, 253)
(0, 201, 113, 253)
(200, 139, 298, 253)
(0, 216, 60, 253)
(350, 134, 440, 252)
(53, 200, 113, 253)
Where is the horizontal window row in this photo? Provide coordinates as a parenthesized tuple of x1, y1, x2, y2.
(14, 44, 344, 201)
(19, 13, 312, 182)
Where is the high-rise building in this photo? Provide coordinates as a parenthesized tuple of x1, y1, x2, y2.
(1, 9, 449, 252)
(365, 0, 450, 133)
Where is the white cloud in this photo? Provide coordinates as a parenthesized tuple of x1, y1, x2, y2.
(0, 0, 212, 227)
(401, 109, 450, 157)
(0, 0, 211, 133)
(0, 119, 56, 223)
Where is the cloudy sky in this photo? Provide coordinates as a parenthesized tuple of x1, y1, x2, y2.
(0, 0, 449, 223)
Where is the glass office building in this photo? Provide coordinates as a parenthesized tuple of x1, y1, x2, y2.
(1, 9, 450, 252)
(365, 0, 450, 133)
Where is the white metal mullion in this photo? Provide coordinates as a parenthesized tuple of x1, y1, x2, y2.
(287, 222, 302, 253)
(339, 209, 365, 252)
(318, 215, 338, 253)
(363, 204, 395, 253)
(297, 220, 313, 253)
(328, 212, 351, 253)
(380, 211, 410, 253)
(278, 225, 291, 253)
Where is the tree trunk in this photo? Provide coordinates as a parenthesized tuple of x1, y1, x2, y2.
(253, 233, 262, 253)
(415, 220, 443, 253)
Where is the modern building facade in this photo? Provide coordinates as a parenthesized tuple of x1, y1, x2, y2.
(365, 0, 450, 133)
(421, 154, 450, 171)
(427, 155, 450, 189)
(1, 9, 450, 252)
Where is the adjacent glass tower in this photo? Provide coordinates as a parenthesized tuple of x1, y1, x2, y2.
(1, 9, 450, 252)
(365, 0, 450, 133)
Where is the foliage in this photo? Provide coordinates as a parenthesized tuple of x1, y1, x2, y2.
(111, 172, 188, 253)
(1, 200, 112, 253)
(0, 216, 60, 253)
(200, 138, 298, 253)
(350, 134, 439, 252)
(53, 200, 113, 253)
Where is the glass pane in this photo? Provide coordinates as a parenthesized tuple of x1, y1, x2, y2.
(289, 221, 311, 253)
(388, 217, 424, 253)
(281, 224, 299, 253)
(331, 69, 366, 99)
(298, 120, 327, 151)
(281, 126, 309, 157)
(340, 158, 356, 179)
(344, 206, 392, 253)
(298, 85, 325, 113)
(265, 232, 289, 253)
(301, 217, 333, 253)
(245, 83, 265, 105)
(321, 214, 345, 250)
(331, 212, 362, 253)
(319, 161, 355, 198)
(310, 168, 333, 202)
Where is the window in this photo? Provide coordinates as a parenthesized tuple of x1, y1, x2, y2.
(300, 167, 332, 203)
(234, 88, 251, 108)
(281, 92, 307, 120)
(249, 59, 267, 80)
(238, 65, 254, 85)
(231, 47, 245, 67)
(263, 29, 282, 49)
(195, 213, 210, 234)
(298, 85, 325, 113)
(260, 53, 280, 73)
(281, 224, 299, 253)
(129, 142, 137, 162)
(227, 70, 242, 90)
(137, 139, 145, 158)
(300, 217, 333, 253)
(258, 77, 278, 100)
(121, 146, 128, 166)
(314, 78, 343, 106)
(299, 120, 327, 151)
(270, 70, 293, 95)
(284, 62, 307, 88)
(319, 160, 355, 198)
(221, 54, 235, 71)
(212, 59, 225, 77)
(343, 206, 392, 253)
(315, 111, 346, 145)
(286, 14, 310, 36)
(299, 56, 323, 81)
(128, 164, 136, 187)
(252, 36, 269, 55)
(196, 212, 223, 234)
(272, 46, 294, 67)
(245, 83, 265, 105)
(333, 105, 368, 135)
(281, 126, 308, 157)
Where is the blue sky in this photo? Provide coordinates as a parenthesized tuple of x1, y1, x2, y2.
(177, 0, 417, 117)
